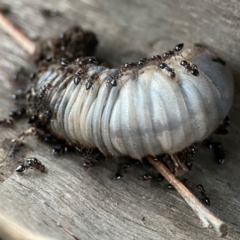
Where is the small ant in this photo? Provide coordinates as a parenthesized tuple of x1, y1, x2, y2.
(106, 75, 118, 87)
(158, 62, 168, 69)
(74, 68, 86, 85)
(122, 62, 138, 71)
(214, 143, 225, 165)
(114, 162, 132, 179)
(196, 184, 210, 206)
(52, 145, 74, 155)
(205, 140, 225, 165)
(186, 160, 193, 171)
(137, 58, 149, 67)
(75, 68, 86, 76)
(165, 67, 176, 79)
(11, 89, 24, 100)
(85, 73, 98, 90)
(212, 57, 226, 66)
(142, 172, 164, 182)
(0, 118, 14, 127)
(74, 76, 81, 85)
(39, 83, 52, 99)
(166, 184, 175, 190)
(180, 60, 199, 76)
(173, 43, 184, 52)
(150, 55, 162, 63)
(163, 43, 185, 60)
(40, 8, 61, 18)
(158, 63, 175, 78)
(16, 157, 46, 173)
(162, 51, 175, 61)
(77, 57, 98, 66)
(142, 173, 153, 181)
(215, 116, 230, 135)
(60, 60, 68, 67)
(9, 108, 26, 119)
(83, 161, 94, 169)
(115, 172, 123, 180)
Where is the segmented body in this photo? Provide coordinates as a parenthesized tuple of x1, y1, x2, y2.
(28, 45, 234, 160)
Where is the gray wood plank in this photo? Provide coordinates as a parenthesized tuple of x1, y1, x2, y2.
(0, 0, 240, 239)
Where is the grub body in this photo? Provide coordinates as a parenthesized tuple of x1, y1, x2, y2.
(29, 45, 234, 160)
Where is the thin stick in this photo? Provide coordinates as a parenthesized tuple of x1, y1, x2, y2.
(146, 156, 228, 237)
(0, 12, 36, 55)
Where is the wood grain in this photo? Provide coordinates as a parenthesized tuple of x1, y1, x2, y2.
(0, 0, 240, 239)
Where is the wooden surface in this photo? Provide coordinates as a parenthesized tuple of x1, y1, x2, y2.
(0, 0, 240, 239)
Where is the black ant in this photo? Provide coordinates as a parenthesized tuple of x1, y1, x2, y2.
(0, 118, 14, 127)
(165, 67, 176, 78)
(74, 68, 86, 85)
(142, 172, 164, 182)
(150, 55, 162, 63)
(177, 144, 198, 171)
(166, 177, 192, 190)
(106, 75, 118, 87)
(196, 184, 210, 206)
(166, 184, 175, 190)
(114, 162, 132, 179)
(11, 89, 24, 100)
(163, 43, 184, 60)
(40, 8, 61, 18)
(173, 43, 184, 52)
(180, 60, 199, 76)
(115, 172, 123, 180)
(75, 68, 86, 76)
(158, 62, 168, 69)
(9, 108, 26, 119)
(52, 145, 74, 155)
(186, 160, 193, 171)
(162, 51, 175, 61)
(215, 116, 230, 135)
(85, 73, 98, 90)
(137, 57, 149, 67)
(39, 83, 52, 99)
(122, 62, 138, 71)
(77, 57, 98, 66)
(158, 63, 175, 78)
(16, 157, 46, 173)
(83, 161, 94, 169)
(60, 59, 68, 67)
(212, 57, 226, 66)
(74, 76, 81, 85)
(142, 173, 153, 181)
(205, 140, 225, 165)
(214, 143, 225, 165)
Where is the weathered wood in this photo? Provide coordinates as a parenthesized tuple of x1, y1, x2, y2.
(0, 0, 240, 239)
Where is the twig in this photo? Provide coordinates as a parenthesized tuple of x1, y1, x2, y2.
(12, 127, 38, 145)
(146, 156, 228, 237)
(0, 12, 36, 55)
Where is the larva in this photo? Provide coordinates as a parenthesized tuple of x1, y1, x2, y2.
(27, 44, 234, 164)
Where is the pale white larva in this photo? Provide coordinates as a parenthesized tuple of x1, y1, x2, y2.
(29, 44, 234, 161)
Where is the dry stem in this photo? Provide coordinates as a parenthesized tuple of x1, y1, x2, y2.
(0, 12, 36, 55)
(12, 127, 37, 145)
(146, 156, 228, 237)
